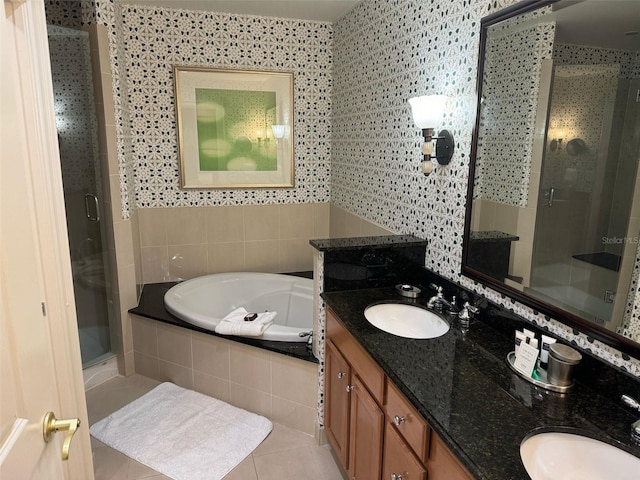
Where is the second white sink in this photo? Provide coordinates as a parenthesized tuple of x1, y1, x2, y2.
(520, 431, 640, 480)
(364, 303, 449, 339)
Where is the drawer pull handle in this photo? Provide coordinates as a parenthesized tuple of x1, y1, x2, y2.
(337, 371, 346, 379)
(393, 415, 406, 426)
(391, 474, 403, 480)
(346, 385, 355, 392)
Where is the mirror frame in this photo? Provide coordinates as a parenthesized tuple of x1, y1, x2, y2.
(462, 0, 640, 360)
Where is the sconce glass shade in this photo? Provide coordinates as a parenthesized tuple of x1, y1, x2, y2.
(271, 125, 286, 139)
(408, 95, 449, 129)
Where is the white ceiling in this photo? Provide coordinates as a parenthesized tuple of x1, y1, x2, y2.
(124, 0, 360, 22)
(553, 0, 640, 52)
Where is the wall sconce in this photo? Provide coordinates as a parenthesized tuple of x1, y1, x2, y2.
(271, 125, 286, 139)
(408, 95, 454, 175)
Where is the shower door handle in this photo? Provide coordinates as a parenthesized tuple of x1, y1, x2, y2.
(84, 193, 100, 222)
(547, 187, 555, 207)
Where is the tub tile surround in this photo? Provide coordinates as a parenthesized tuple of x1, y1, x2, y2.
(131, 316, 319, 436)
(138, 203, 330, 283)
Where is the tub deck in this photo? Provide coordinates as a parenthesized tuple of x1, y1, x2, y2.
(129, 281, 318, 364)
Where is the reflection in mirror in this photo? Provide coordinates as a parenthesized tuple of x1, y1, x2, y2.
(464, 0, 640, 355)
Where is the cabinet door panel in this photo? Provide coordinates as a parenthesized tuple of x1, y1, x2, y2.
(383, 422, 427, 480)
(348, 375, 384, 480)
(429, 432, 475, 480)
(327, 309, 385, 402)
(325, 340, 351, 469)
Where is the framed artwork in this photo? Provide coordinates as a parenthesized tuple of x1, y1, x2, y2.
(174, 67, 294, 188)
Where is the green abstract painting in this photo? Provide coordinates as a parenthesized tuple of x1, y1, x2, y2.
(195, 88, 278, 172)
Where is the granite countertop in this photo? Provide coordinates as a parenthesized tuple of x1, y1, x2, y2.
(130, 281, 317, 364)
(322, 287, 640, 480)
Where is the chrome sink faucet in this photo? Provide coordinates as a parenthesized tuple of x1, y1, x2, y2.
(621, 395, 640, 445)
(427, 284, 457, 313)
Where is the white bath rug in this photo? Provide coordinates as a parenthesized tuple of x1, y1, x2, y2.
(90, 382, 273, 480)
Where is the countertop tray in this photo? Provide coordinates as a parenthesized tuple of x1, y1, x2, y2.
(506, 351, 573, 393)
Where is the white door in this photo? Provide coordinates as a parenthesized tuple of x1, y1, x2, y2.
(0, 0, 94, 478)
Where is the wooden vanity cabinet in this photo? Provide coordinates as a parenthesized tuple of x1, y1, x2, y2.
(325, 340, 352, 468)
(326, 313, 384, 479)
(325, 307, 475, 480)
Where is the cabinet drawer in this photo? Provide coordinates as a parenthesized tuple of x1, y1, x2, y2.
(326, 308, 385, 403)
(385, 379, 429, 463)
(382, 422, 427, 480)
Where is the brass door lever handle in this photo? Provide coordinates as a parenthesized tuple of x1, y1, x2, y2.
(43, 411, 81, 461)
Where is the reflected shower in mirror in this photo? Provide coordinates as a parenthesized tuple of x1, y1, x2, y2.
(463, 0, 640, 355)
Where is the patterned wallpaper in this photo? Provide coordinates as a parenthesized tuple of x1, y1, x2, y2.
(332, 0, 640, 375)
(118, 5, 332, 209)
(474, 22, 555, 207)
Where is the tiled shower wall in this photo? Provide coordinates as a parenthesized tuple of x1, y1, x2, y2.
(332, 0, 640, 375)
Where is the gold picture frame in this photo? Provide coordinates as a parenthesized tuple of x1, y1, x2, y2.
(174, 67, 294, 188)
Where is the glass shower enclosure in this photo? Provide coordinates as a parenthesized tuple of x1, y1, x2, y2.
(47, 25, 114, 367)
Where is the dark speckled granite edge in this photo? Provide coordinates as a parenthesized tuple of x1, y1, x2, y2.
(310, 234, 428, 251)
(129, 280, 318, 364)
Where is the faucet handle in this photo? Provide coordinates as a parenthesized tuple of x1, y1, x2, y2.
(458, 302, 478, 328)
(622, 395, 640, 412)
(429, 284, 443, 295)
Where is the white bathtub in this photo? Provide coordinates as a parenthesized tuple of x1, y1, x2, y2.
(164, 272, 313, 342)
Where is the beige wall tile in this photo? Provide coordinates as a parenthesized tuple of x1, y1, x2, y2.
(131, 316, 158, 357)
(109, 174, 123, 220)
(193, 333, 230, 379)
(279, 239, 314, 273)
(208, 242, 245, 273)
(165, 207, 206, 245)
(138, 208, 167, 247)
(167, 244, 208, 280)
(133, 351, 159, 380)
(360, 221, 393, 237)
(114, 220, 135, 269)
(280, 204, 314, 239)
(494, 203, 519, 235)
(229, 343, 271, 394)
(245, 205, 280, 241)
(206, 206, 244, 243)
(271, 354, 318, 407)
(140, 246, 170, 283)
(329, 204, 347, 237)
(194, 371, 231, 403)
(245, 240, 280, 272)
(270, 398, 316, 436)
(229, 383, 272, 418)
(158, 360, 194, 390)
(313, 203, 330, 238)
(157, 323, 192, 368)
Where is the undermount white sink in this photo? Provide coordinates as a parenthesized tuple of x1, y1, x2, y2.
(520, 432, 640, 480)
(364, 303, 449, 339)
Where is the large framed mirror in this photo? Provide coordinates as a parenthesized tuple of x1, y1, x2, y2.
(463, 0, 640, 358)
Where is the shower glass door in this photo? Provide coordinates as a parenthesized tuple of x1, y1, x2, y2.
(529, 63, 640, 329)
(47, 25, 113, 367)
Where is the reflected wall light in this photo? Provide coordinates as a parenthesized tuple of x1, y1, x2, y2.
(271, 124, 287, 139)
(408, 95, 454, 175)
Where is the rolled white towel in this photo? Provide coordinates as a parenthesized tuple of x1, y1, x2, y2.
(214, 307, 277, 337)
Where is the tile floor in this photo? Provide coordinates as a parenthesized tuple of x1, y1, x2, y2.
(86, 374, 345, 480)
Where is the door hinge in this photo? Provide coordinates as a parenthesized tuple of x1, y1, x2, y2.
(41, 302, 46, 316)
